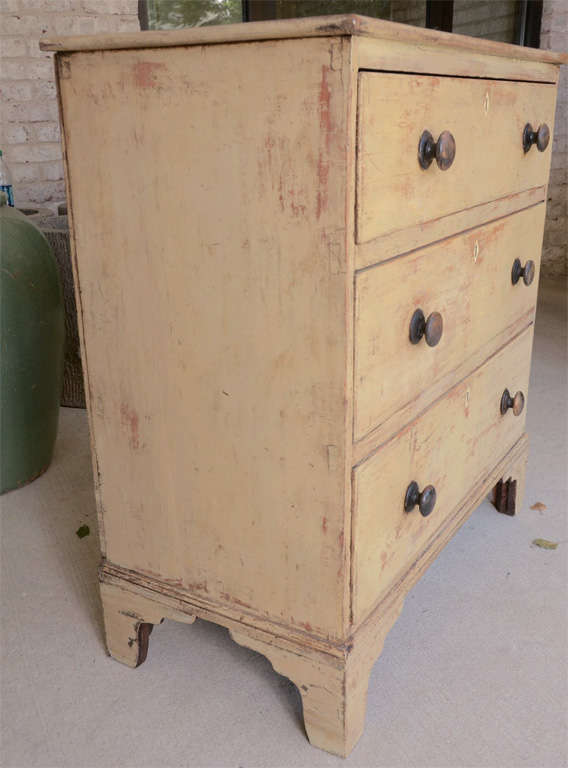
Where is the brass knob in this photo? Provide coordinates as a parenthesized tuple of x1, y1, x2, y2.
(511, 258, 535, 286)
(409, 309, 443, 347)
(404, 482, 437, 517)
(418, 130, 456, 171)
(523, 123, 550, 153)
(500, 389, 525, 417)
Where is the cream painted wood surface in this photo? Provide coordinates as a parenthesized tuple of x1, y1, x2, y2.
(229, 583, 404, 758)
(352, 308, 535, 463)
(99, 430, 527, 757)
(100, 581, 196, 667)
(352, 327, 533, 626)
(99, 429, 527, 756)
(230, 628, 372, 758)
(356, 73, 556, 243)
(100, 568, 404, 758)
(353, 35, 560, 85)
(354, 186, 545, 271)
(354, 204, 545, 441)
(363, 433, 528, 626)
(58, 37, 353, 640)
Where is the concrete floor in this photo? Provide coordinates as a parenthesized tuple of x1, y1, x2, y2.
(2, 281, 567, 768)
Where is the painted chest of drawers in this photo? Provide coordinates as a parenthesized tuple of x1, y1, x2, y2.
(44, 15, 566, 757)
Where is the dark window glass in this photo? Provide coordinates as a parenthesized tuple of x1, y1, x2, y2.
(452, 0, 518, 43)
(251, 0, 425, 25)
(273, 1, 398, 21)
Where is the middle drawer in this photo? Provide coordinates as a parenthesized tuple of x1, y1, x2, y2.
(354, 203, 544, 443)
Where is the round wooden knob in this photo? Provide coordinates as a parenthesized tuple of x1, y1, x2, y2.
(404, 482, 437, 517)
(418, 130, 456, 171)
(409, 309, 443, 347)
(523, 123, 550, 153)
(500, 388, 525, 417)
(511, 258, 535, 286)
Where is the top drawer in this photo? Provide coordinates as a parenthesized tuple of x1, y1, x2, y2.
(356, 73, 556, 244)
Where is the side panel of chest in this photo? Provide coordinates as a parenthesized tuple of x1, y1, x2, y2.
(58, 38, 353, 639)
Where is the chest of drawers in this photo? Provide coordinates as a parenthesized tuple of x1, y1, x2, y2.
(44, 15, 566, 757)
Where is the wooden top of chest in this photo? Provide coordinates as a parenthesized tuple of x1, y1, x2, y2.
(41, 13, 567, 65)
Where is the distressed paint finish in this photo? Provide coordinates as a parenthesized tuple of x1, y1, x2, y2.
(354, 186, 546, 271)
(100, 581, 196, 667)
(356, 73, 557, 243)
(52, 15, 565, 758)
(352, 33, 562, 84)
(354, 204, 545, 441)
(352, 328, 533, 626)
(57, 37, 352, 640)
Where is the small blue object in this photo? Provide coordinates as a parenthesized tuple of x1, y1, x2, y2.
(0, 149, 15, 206)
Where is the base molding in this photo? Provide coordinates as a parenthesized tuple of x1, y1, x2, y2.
(99, 434, 528, 757)
(99, 574, 401, 757)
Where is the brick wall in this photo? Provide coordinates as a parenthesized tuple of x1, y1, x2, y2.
(540, 0, 567, 281)
(0, 0, 139, 205)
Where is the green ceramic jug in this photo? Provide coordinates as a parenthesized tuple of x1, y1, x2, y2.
(1, 194, 65, 493)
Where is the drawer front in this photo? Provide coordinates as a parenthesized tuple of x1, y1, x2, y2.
(356, 73, 556, 244)
(354, 204, 544, 442)
(351, 328, 533, 625)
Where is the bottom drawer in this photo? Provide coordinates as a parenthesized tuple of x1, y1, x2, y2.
(351, 327, 533, 626)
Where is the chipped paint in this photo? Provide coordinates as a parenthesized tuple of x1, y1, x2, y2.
(133, 61, 166, 89)
(329, 41, 343, 72)
(220, 592, 253, 610)
(316, 65, 331, 220)
(326, 444, 338, 471)
(120, 402, 140, 450)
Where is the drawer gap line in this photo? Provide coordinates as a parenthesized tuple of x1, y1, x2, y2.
(354, 196, 545, 275)
(352, 321, 534, 469)
(358, 67, 557, 86)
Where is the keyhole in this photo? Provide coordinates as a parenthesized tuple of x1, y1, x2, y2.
(473, 240, 479, 262)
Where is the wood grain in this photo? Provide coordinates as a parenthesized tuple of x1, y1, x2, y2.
(351, 327, 533, 625)
(354, 204, 545, 441)
(357, 73, 557, 243)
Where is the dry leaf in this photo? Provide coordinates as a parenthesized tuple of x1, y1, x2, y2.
(76, 524, 90, 539)
(532, 538, 558, 550)
(530, 502, 547, 511)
